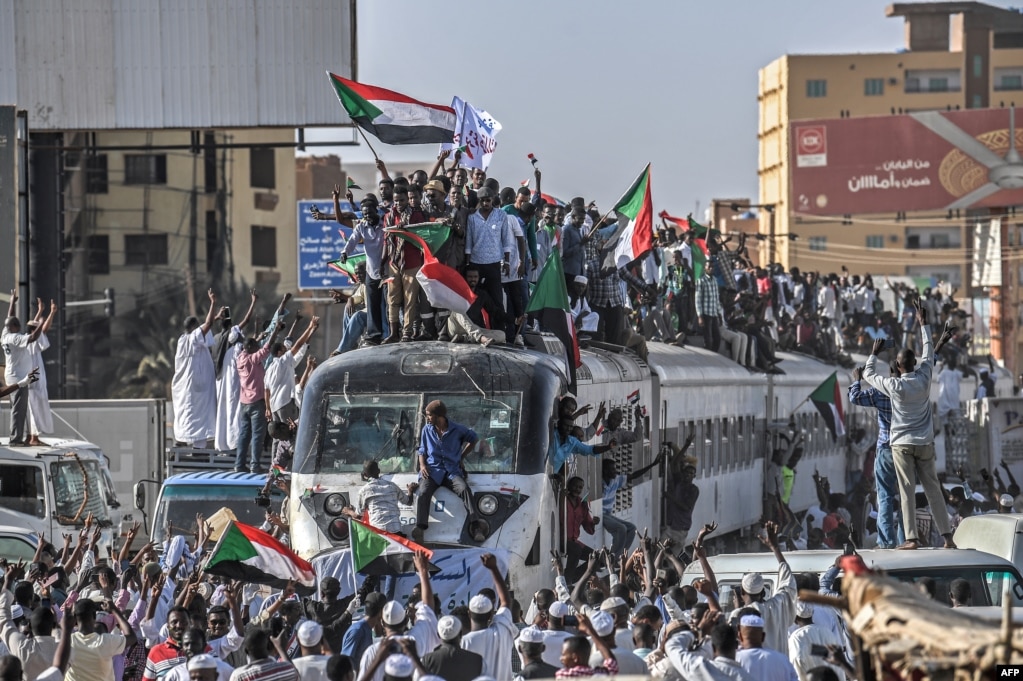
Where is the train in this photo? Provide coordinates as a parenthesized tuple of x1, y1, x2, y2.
(288, 334, 1008, 603)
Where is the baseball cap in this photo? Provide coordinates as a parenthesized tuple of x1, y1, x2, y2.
(548, 601, 570, 619)
(384, 654, 415, 678)
(437, 615, 462, 641)
(382, 601, 407, 626)
(469, 594, 494, 614)
(588, 610, 614, 637)
(476, 187, 496, 199)
(297, 620, 324, 647)
(741, 573, 764, 594)
(424, 180, 445, 194)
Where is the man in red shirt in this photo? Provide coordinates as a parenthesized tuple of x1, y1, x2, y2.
(233, 319, 284, 473)
(560, 476, 599, 583)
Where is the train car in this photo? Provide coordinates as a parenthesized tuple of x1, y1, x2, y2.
(291, 332, 1003, 600)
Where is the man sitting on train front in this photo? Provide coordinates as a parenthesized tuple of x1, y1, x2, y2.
(413, 400, 484, 543)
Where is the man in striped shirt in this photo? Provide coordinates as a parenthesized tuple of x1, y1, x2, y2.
(228, 629, 297, 681)
(465, 187, 514, 318)
(143, 607, 192, 679)
(555, 615, 618, 678)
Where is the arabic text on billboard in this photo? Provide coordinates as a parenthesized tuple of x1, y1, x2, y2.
(790, 108, 1023, 216)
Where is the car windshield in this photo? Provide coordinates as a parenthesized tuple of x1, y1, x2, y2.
(153, 485, 286, 537)
(50, 459, 110, 524)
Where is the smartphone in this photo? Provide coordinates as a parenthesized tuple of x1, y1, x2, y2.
(883, 338, 896, 350)
(810, 644, 830, 657)
(43, 572, 60, 587)
(656, 569, 668, 581)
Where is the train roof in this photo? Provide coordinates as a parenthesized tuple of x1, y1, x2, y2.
(644, 343, 758, 386)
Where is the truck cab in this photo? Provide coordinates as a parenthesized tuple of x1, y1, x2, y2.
(0, 441, 115, 555)
(138, 471, 286, 540)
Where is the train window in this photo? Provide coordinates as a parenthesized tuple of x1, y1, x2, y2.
(320, 394, 421, 474)
(706, 419, 716, 471)
(733, 418, 744, 466)
(428, 393, 521, 474)
(720, 418, 730, 468)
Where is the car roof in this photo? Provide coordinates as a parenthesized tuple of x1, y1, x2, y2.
(0, 525, 38, 538)
(684, 548, 1019, 577)
(163, 471, 269, 485)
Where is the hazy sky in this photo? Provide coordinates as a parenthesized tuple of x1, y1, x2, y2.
(304, 0, 1014, 216)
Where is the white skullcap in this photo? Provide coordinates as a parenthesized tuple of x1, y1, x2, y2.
(10, 604, 23, 619)
(187, 654, 218, 671)
(384, 654, 415, 678)
(589, 610, 615, 637)
(740, 614, 765, 628)
(437, 615, 462, 641)
(469, 594, 494, 614)
(574, 275, 588, 286)
(741, 572, 764, 594)
(518, 626, 545, 644)
(1001, 493, 1015, 507)
(382, 601, 407, 626)
(600, 596, 627, 611)
(795, 601, 815, 619)
(297, 620, 323, 647)
(548, 601, 570, 619)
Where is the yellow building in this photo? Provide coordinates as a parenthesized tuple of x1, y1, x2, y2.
(61, 128, 298, 395)
(758, 2, 1023, 374)
(758, 1, 1023, 287)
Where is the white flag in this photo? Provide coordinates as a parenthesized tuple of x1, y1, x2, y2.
(438, 96, 465, 155)
(453, 99, 501, 171)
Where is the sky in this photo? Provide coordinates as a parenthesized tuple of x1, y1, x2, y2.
(303, 0, 1014, 217)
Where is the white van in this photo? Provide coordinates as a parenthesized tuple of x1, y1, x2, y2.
(953, 513, 1023, 567)
(681, 548, 1023, 608)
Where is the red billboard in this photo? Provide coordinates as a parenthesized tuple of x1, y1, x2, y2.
(789, 108, 1023, 216)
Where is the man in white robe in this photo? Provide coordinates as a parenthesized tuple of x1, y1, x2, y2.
(172, 289, 218, 447)
(570, 276, 599, 336)
(26, 300, 58, 445)
(213, 291, 258, 453)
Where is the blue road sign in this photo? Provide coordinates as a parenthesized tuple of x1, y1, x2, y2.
(296, 199, 361, 290)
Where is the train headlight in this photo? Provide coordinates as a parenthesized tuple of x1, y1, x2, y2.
(328, 518, 350, 541)
(478, 494, 499, 516)
(324, 493, 347, 516)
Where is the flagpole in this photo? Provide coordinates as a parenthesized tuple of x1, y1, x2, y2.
(353, 124, 381, 162)
(787, 396, 810, 419)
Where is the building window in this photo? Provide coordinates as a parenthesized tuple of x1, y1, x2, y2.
(250, 148, 276, 189)
(86, 235, 110, 274)
(864, 78, 884, 96)
(85, 155, 108, 194)
(251, 225, 277, 267)
(1001, 75, 1023, 90)
(928, 77, 949, 92)
(866, 235, 884, 249)
(972, 94, 984, 109)
(124, 234, 169, 266)
(124, 154, 167, 185)
(973, 55, 984, 78)
(806, 80, 827, 98)
(808, 236, 827, 251)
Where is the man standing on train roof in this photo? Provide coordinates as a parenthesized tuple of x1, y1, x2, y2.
(413, 400, 484, 543)
(862, 296, 957, 550)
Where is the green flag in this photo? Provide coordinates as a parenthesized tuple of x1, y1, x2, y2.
(387, 222, 451, 254)
(328, 252, 367, 279)
(687, 216, 721, 240)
